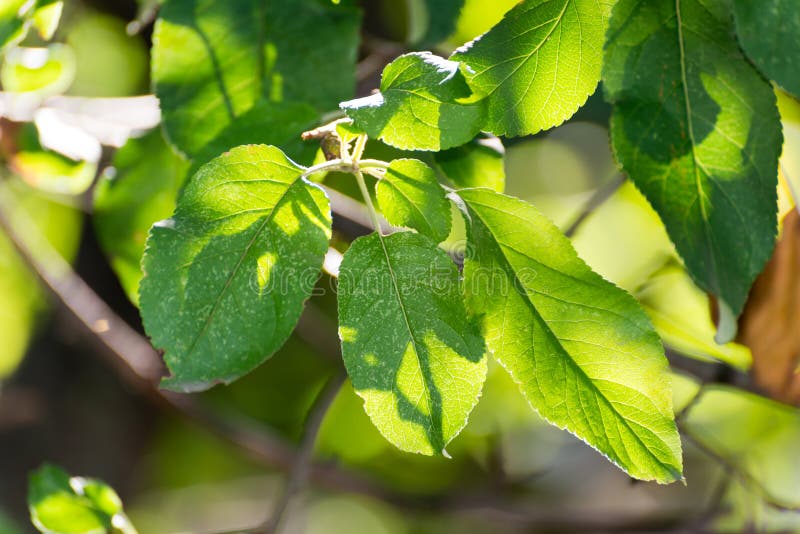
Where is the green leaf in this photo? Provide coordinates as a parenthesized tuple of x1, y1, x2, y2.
(434, 135, 505, 192)
(30, 0, 63, 40)
(409, 0, 465, 46)
(451, 0, 608, 137)
(376, 159, 451, 243)
(0, 0, 62, 51)
(0, 0, 30, 50)
(341, 52, 485, 151)
(638, 265, 752, 370)
(93, 130, 189, 305)
(10, 123, 95, 196)
(733, 0, 800, 99)
(153, 0, 361, 158)
(456, 188, 682, 483)
(28, 464, 136, 534)
(603, 0, 783, 338)
(338, 231, 486, 455)
(139, 145, 332, 392)
(0, 45, 76, 96)
(187, 100, 319, 177)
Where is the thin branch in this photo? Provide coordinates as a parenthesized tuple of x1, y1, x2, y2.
(0, 179, 389, 499)
(679, 425, 800, 513)
(257, 372, 347, 534)
(564, 174, 626, 238)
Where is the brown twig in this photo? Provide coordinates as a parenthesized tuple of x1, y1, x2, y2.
(257, 371, 347, 534)
(564, 174, 626, 238)
(680, 425, 800, 513)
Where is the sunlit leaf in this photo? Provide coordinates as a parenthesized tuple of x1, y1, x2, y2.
(603, 0, 783, 340)
(28, 464, 136, 534)
(341, 52, 484, 151)
(338, 231, 487, 455)
(376, 159, 451, 242)
(140, 145, 332, 392)
(0, 45, 75, 96)
(451, 0, 610, 137)
(457, 188, 682, 483)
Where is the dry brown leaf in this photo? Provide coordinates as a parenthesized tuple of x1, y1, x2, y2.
(737, 209, 800, 404)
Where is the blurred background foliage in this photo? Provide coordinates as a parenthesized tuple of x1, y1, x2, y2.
(0, 0, 798, 532)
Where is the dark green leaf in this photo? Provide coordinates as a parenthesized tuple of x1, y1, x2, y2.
(139, 145, 332, 391)
(376, 159, 451, 242)
(457, 188, 683, 483)
(412, 0, 465, 46)
(733, 0, 800, 99)
(341, 52, 485, 151)
(603, 0, 783, 339)
(93, 130, 190, 305)
(153, 0, 361, 158)
(434, 135, 505, 192)
(28, 464, 136, 534)
(451, 0, 609, 137)
(338, 231, 486, 455)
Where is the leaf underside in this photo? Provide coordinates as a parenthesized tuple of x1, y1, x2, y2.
(458, 188, 682, 483)
(376, 158, 452, 243)
(338, 231, 486, 455)
(451, 0, 607, 137)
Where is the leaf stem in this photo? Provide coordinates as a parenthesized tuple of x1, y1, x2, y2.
(352, 134, 368, 162)
(354, 169, 384, 235)
(359, 159, 390, 170)
(300, 158, 348, 180)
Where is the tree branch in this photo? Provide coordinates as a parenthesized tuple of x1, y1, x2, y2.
(257, 371, 346, 534)
(564, 174, 626, 238)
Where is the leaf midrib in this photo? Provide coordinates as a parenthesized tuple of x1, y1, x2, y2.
(465, 200, 677, 479)
(375, 232, 439, 448)
(482, 0, 572, 98)
(183, 175, 307, 358)
(675, 0, 719, 297)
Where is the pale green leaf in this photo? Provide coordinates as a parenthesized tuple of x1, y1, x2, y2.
(153, 0, 360, 158)
(603, 0, 783, 338)
(457, 188, 682, 483)
(341, 52, 485, 151)
(93, 130, 189, 305)
(139, 145, 332, 392)
(733, 0, 800, 99)
(451, 0, 608, 137)
(28, 464, 136, 534)
(376, 159, 451, 242)
(684, 387, 800, 513)
(338, 231, 487, 455)
(0, 0, 30, 50)
(30, 0, 63, 40)
(637, 265, 752, 370)
(0, 45, 75, 96)
(434, 135, 505, 192)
